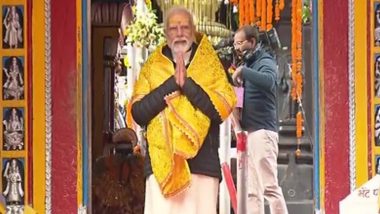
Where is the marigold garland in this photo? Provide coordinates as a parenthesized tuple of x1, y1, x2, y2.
(291, 0, 303, 156)
(261, 0, 267, 30)
(296, 111, 303, 157)
(235, 0, 285, 28)
(230, 0, 239, 5)
(239, 0, 246, 27)
(266, 0, 273, 30)
(279, 0, 285, 10)
(250, 0, 255, 24)
(275, 0, 280, 21)
(256, 0, 262, 18)
(296, 111, 303, 138)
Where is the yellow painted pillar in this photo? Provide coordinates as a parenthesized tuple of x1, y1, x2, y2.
(76, 0, 83, 207)
(355, 0, 368, 186)
(32, 0, 46, 212)
(318, 0, 326, 210)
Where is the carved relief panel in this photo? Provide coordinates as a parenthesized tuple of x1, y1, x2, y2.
(0, 1, 28, 212)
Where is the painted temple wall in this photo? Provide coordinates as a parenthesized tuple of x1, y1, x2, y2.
(5, 0, 373, 213)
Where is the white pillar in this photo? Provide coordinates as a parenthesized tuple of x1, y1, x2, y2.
(136, 0, 147, 13)
(219, 118, 232, 214)
(126, 43, 135, 100)
(128, 0, 149, 156)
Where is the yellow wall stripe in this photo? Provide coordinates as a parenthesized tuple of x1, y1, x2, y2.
(32, 0, 46, 212)
(76, 0, 83, 207)
(318, 0, 326, 210)
(355, 0, 368, 186)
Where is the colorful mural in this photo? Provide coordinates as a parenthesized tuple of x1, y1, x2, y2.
(0, 0, 29, 213)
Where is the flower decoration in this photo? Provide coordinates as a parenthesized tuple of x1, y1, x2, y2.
(145, 0, 152, 10)
(302, 2, 312, 24)
(123, 56, 131, 69)
(124, 7, 165, 50)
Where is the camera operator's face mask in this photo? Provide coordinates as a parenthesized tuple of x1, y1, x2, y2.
(233, 31, 255, 59)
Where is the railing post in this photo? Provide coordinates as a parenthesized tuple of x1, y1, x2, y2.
(219, 118, 232, 214)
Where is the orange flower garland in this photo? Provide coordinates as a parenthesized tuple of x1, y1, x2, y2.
(249, 0, 255, 25)
(239, 0, 244, 26)
(266, 0, 273, 30)
(279, 0, 285, 10)
(260, 0, 266, 30)
(235, 0, 284, 29)
(238, 0, 257, 27)
(275, 0, 280, 21)
(291, 0, 303, 156)
(256, 0, 261, 18)
(296, 111, 303, 138)
(296, 111, 303, 157)
(247, 0, 252, 24)
(256, 0, 261, 26)
(230, 0, 239, 5)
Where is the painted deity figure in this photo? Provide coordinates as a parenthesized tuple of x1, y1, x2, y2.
(376, 56, 380, 97)
(3, 108, 23, 150)
(375, 4, 380, 46)
(3, 57, 24, 100)
(5, 205, 23, 214)
(376, 107, 380, 146)
(3, 6, 22, 49)
(3, 159, 24, 205)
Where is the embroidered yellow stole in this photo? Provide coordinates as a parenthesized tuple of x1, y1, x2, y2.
(131, 34, 236, 197)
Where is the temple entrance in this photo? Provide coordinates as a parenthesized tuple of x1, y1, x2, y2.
(88, 0, 315, 213)
(89, 1, 145, 213)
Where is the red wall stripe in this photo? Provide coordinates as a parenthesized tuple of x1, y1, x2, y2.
(51, 0, 78, 212)
(323, 1, 350, 213)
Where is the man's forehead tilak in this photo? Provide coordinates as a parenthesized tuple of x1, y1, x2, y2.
(168, 14, 191, 26)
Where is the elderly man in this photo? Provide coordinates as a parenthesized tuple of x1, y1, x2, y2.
(130, 6, 236, 214)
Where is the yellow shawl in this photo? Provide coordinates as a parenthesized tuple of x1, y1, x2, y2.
(130, 34, 236, 197)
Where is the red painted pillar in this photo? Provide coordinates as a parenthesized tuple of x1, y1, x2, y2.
(323, 1, 350, 213)
(51, 0, 78, 213)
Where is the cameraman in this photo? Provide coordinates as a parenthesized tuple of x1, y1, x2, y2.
(232, 25, 288, 214)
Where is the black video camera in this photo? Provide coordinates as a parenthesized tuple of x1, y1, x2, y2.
(259, 27, 282, 52)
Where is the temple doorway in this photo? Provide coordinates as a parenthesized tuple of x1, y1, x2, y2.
(87, 0, 316, 213)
